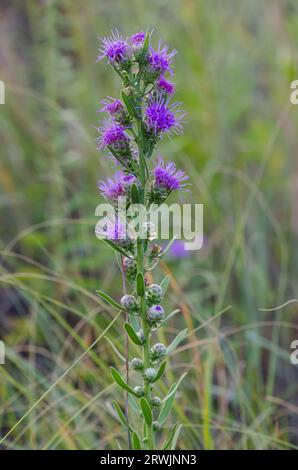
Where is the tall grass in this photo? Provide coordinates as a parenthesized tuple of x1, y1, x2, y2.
(0, 0, 298, 449)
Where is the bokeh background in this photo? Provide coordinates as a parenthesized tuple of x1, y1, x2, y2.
(1, 0, 298, 450)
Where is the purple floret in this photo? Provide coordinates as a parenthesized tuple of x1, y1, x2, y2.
(99, 97, 124, 115)
(97, 30, 129, 63)
(156, 76, 175, 95)
(148, 44, 176, 75)
(98, 171, 136, 200)
(144, 96, 184, 136)
(96, 217, 128, 244)
(130, 31, 146, 47)
(153, 158, 188, 191)
(96, 122, 129, 150)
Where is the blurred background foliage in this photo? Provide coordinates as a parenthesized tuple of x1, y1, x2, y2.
(1, 0, 298, 450)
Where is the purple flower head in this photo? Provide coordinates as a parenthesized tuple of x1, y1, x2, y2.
(96, 121, 130, 150)
(96, 216, 132, 248)
(97, 171, 136, 201)
(153, 158, 188, 192)
(147, 43, 176, 76)
(169, 239, 191, 258)
(156, 76, 175, 95)
(97, 30, 129, 64)
(99, 97, 124, 116)
(130, 31, 146, 48)
(144, 96, 184, 136)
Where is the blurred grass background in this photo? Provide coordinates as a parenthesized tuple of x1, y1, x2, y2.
(1, 0, 298, 450)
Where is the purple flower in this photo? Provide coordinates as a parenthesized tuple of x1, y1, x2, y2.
(169, 240, 191, 258)
(96, 217, 130, 247)
(144, 96, 184, 136)
(130, 31, 146, 47)
(153, 158, 188, 191)
(99, 97, 124, 116)
(147, 44, 176, 76)
(98, 171, 136, 201)
(97, 30, 129, 64)
(96, 121, 130, 150)
(156, 76, 175, 95)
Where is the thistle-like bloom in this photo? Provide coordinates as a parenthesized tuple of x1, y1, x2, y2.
(147, 44, 176, 76)
(156, 76, 175, 95)
(96, 217, 129, 247)
(97, 30, 129, 64)
(96, 121, 130, 151)
(97, 171, 136, 201)
(130, 31, 146, 48)
(99, 97, 124, 116)
(144, 96, 184, 136)
(153, 158, 188, 191)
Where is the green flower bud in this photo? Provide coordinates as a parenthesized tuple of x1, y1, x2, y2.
(153, 421, 161, 432)
(133, 386, 144, 397)
(151, 396, 162, 407)
(143, 367, 157, 382)
(147, 284, 163, 304)
(121, 294, 137, 311)
(150, 343, 167, 361)
(147, 305, 164, 324)
(130, 357, 143, 371)
(123, 258, 137, 280)
(137, 329, 145, 344)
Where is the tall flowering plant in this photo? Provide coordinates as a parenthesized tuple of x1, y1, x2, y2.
(96, 30, 189, 450)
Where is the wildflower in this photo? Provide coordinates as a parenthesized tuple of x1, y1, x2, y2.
(120, 294, 138, 311)
(144, 96, 184, 138)
(97, 30, 130, 64)
(156, 76, 175, 95)
(96, 122, 130, 152)
(150, 343, 167, 361)
(133, 386, 144, 397)
(151, 396, 161, 407)
(130, 31, 146, 48)
(147, 284, 163, 304)
(147, 304, 165, 323)
(96, 217, 131, 249)
(169, 239, 191, 258)
(153, 158, 188, 191)
(130, 357, 143, 371)
(97, 171, 136, 201)
(147, 44, 177, 79)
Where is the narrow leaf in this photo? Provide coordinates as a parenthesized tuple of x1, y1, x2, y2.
(158, 372, 187, 425)
(158, 309, 181, 329)
(102, 238, 134, 259)
(162, 422, 182, 450)
(136, 272, 145, 296)
(124, 322, 142, 346)
(166, 328, 188, 355)
(110, 367, 138, 397)
(104, 336, 126, 362)
(152, 361, 167, 383)
(140, 33, 150, 62)
(96, 290, 126, 311)
(121, 91, 138, 118)
(132, 431, 142, 450)
(140, 397, 153, 426)
(112, 401, 132, 431)
(130, 183, 140, 203)
(160, 275, 171, 294)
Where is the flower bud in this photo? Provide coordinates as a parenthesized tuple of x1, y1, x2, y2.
(153, 421, 161, 432)
(137, 329, 145, 344)
(130, 357, 143, 371)
(143, 367, 157, 382)
(147, 305, 164, 324)
(147, 284, 163, 304)
(120, 294, 137, 311)
(123, 257, 137, 279)
(150, 343, 167, 361)
(151, 396, 161, 407)
(133, 386, 144, 397)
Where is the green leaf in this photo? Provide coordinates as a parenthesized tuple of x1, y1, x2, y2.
(140, 397, 153, 426)
(160, 275, 171, 294)
(166, 329, 188, 355)
(140, 33, 150, 62)
(162, 422, 182, 450)
(136, 272, 145, 296)
(132, 431, 142, 450)
(158, 373, 187, 425)
(104, 336, 126, 362)
(124, 322, 142, 346)
(152, 361, 167, 383)
(101, 238, 134, 260)
(96, 290, 126, 312)
(129, 313, 140, 333)
(130, 183, 140, 203)
(112, 401, 132, 431)
(110, 367, 138, 397)
(121, 91, 138, 118)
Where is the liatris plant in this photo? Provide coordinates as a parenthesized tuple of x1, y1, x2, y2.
(96, 30, 189, 450)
